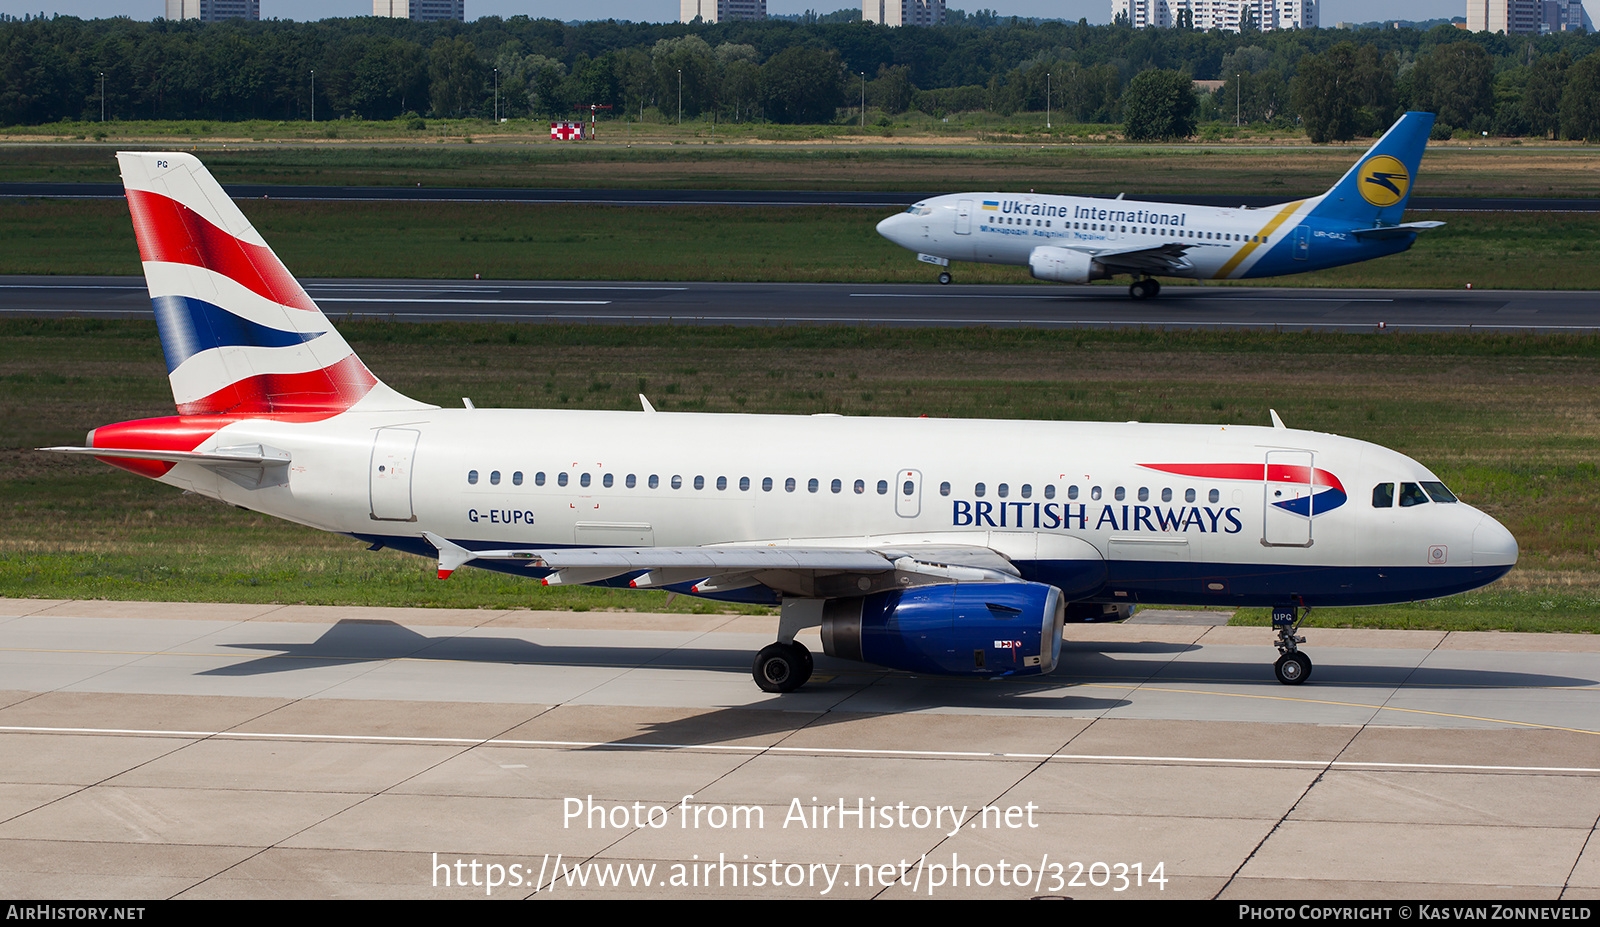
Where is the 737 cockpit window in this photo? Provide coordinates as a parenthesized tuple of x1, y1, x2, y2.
(1372, 483, 1394, 508)
(1421, 481, 1458, 503)
(906, 205, 932, 216)
(1398, 482, 1430, 507)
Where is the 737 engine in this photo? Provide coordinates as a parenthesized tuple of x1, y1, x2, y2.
(1028, 246, 1106, 284)
(820, 582, 1066, 677)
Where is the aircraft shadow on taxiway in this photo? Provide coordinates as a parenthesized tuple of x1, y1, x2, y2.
(198, 619, 1595, 697)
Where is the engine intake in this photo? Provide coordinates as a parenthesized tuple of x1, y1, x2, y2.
(1029, 246, 1104, 284)
(821, 582, 1066, 677)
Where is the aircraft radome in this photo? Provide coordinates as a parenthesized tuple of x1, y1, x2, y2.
(45, 151, 1516, 693)
(876, 111, 1445, 300)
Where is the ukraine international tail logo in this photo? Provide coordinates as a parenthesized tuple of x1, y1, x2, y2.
(1357, 155, 1410, 209)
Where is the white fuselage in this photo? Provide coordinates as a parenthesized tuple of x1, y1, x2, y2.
(876, 191, 1408, 281)
(143, 407, 1517, 609)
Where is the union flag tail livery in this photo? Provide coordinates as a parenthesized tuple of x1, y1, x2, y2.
(118, 152, 426, 416)
(876, 111, 1446, 299)
(46, 151, 1518, 694)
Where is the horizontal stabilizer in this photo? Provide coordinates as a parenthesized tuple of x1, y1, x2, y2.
(42, 443, 291, 489)
(1350, 221, 1446, 240)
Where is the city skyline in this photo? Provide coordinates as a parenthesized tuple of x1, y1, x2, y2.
(0, 0, 1466, 24)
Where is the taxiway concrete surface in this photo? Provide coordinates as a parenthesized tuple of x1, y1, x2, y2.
(2, 598, 1598, 899)
(5, 276, 1600, 332)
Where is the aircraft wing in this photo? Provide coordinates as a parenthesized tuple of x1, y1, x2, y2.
(1062, 242, 1199, 276)
(1350, 221, 1445, 240)
(421, 532, 1024, 598)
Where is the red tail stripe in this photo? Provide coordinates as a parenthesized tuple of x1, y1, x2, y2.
(175, 354, 377, 415)
(125, 188, 317, 313)
(1140, 462, 1344, 493)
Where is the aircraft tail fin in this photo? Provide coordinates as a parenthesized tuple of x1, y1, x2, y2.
(1305, 112, 1435, 227)
(117, 152, 430, 416)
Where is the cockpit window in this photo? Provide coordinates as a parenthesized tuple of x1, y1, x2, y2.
(1421, 481, 1458, 503)
(1398, 482, 1430, 507)
(1372, 483, 1394, 508)
(905, 205, 932, 216)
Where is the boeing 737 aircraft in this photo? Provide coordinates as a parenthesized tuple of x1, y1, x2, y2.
(46, 152, 1516, 693)
(876, 111, 1444, 299)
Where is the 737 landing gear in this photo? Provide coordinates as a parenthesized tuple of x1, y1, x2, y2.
(937, 271, 952, 285)
(753, 640, 813, 693)
(1271, 604, 1312, 685)
(1129, 278, 1161, 300)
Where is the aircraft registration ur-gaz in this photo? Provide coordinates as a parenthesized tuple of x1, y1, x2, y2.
(876, 111, 1443, 300)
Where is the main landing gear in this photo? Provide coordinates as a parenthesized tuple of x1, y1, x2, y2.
(753, 641, 813, 693)
(1129, 277, 1161, 300)
(1271, 604, 1312, 685)
(937, 271, 953, 285)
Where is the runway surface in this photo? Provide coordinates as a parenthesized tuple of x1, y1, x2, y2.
(2, 182, 1596, 212)
(3, 598, 1598, 899)
(5, 276, 1599, 333)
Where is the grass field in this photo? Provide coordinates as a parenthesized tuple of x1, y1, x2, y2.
(2, 131, 1600, 199)
(2, 321, 1597, 631)
(1, 198, 1596, 290)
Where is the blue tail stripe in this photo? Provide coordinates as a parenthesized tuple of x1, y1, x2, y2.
(152, 294, 323, 373)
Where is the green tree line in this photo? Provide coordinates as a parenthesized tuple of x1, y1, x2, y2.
(1, 14, 1597, 139)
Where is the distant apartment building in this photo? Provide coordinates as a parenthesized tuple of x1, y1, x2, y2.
(1112, 0, 1316, 30)
(679, 0, 766, 22)
(373, 0, 466, 20)
(164, 0, 259, 19)
(1465, 0, 1541, 31)
(863, 0, 945, 26)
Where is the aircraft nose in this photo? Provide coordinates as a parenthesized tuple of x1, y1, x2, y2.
(1471, 513, 1519, 568)
(877, 213, 910, 247)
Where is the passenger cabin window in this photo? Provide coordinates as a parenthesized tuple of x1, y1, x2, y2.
(1044, 485, 1055, 500)
(877, 480, 889, 495)
(974, 482, 986, 498)
(648, 475, 659, 489)
(558, 473, 569, 487)
(490, 471, 501, 485)
(467, 470, 479, 485)
(808, 479, 819, 493)
(513, 471, 523, 486)
(1372, 483, 1395, 508)
(1398, 482, 1430, 507)
(580, 473, 591, 488)
(603, 474, 614, 488)
(536, 472, 546, 486)
(939, 482, 951, 496)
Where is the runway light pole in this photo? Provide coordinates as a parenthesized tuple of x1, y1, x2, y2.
(99, 71, 104, 122)
(860, 72, 865, 129)
(310, 69, 315, 123)
(677, 69, 682, 125)
(1046, 71, 1050, 129)
(494, 67, 499, 123)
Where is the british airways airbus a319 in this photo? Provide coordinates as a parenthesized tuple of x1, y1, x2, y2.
(876, 111, 1444, 299)
(45, 151, 1515, 693)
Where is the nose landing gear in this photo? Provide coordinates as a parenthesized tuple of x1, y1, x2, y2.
(1271, 604, 1313, 685)
(937, 271, 952, 285)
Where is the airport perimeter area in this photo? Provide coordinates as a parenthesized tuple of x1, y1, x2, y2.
(2, 597, 1598, 899)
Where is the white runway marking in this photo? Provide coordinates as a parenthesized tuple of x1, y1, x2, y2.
(5, 724, 1598, 773)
